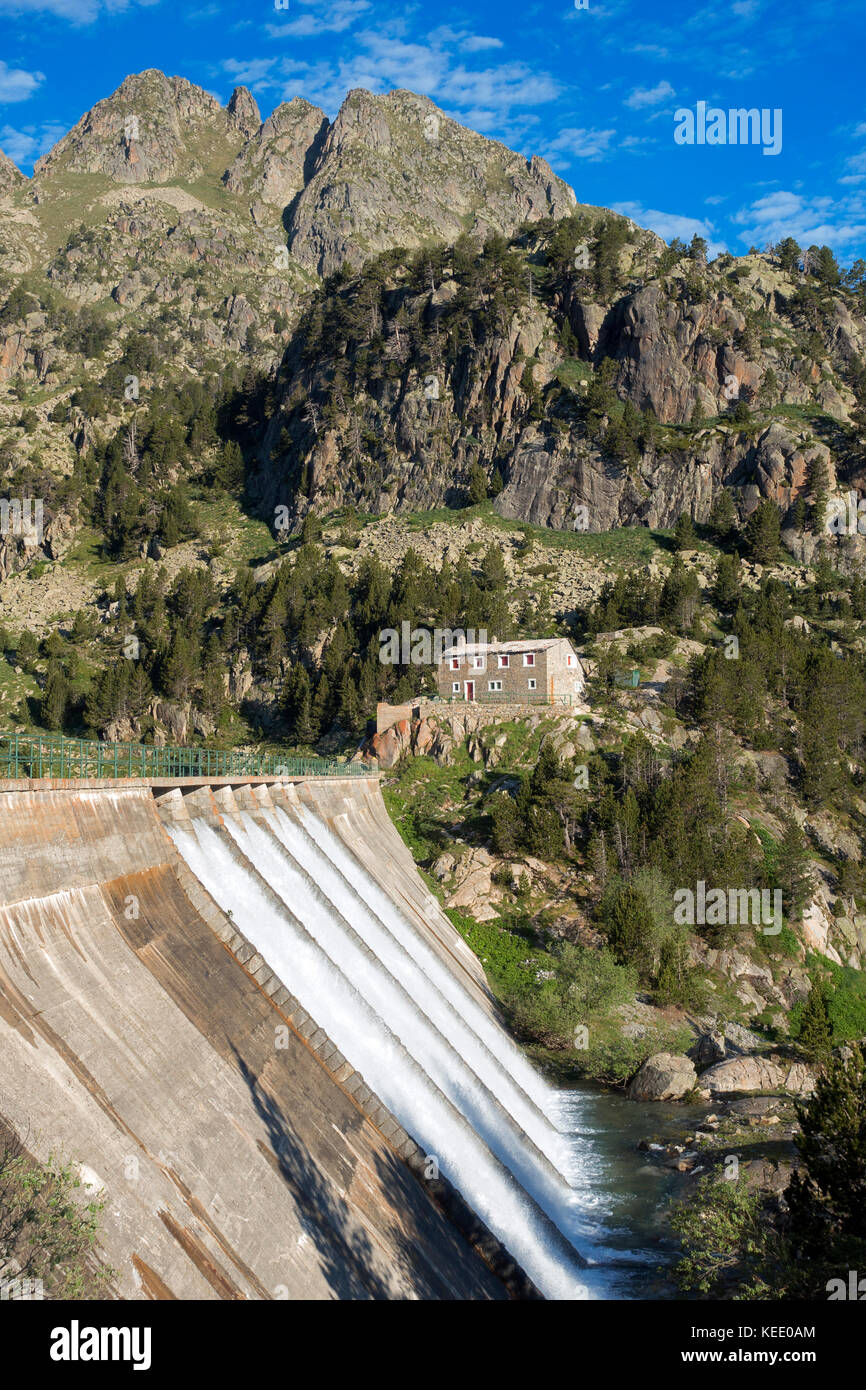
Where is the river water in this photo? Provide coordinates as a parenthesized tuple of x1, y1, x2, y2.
(167, 793, 694, 1301)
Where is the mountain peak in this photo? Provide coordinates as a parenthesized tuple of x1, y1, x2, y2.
(285, 86, 576, 275)
(0, 147, 25, 192)
(227, 86, 261, 141)
(223, 97, 328, 215)
(34, 69, 243, 186)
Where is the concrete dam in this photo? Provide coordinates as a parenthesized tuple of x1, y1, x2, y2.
(0, 770, 640, 1300)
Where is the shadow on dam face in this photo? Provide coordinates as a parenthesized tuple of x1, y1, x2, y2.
(0, 782, 521, 1301)
(3, 776, 641, 1299)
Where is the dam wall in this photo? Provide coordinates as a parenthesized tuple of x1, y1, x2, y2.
(0, 781, 526, 1300)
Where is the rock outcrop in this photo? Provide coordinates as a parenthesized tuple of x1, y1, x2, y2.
(285, 88, 575, 275)
(698, 1055, 818, 1097)
(226, 85, 262, 142)
(34, 70, 246, 185)
(627, 1052, 698, 1101)
(0, 147, 24, 194)
(224, 98, 328, 212)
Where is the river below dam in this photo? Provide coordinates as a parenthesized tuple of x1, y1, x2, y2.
(164, 780, 703, 1301)
(554, 1082, 700, 1298)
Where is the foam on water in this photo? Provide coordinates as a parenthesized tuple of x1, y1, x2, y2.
(168, 817, 597, 1300)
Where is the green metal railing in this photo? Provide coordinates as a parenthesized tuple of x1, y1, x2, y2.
(0, 732, 375, 782)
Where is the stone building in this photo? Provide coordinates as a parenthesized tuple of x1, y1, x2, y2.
(436, 637, 585, 704)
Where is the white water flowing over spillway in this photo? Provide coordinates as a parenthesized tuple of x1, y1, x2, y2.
(166, 788, 660, 1300)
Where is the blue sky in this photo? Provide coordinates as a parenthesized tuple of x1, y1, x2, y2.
(1, 0, 865, 264)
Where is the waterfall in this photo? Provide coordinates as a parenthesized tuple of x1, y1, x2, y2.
(166, 792, 645, 1300)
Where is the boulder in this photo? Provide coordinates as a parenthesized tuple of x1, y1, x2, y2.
(689, 1030, 726, 1067)
(627, 1052, 697, 1101)
(370, 720, 410, 769)
(445, 848, 497, 921)
(698, 1055, 817, 1096)
(430, 852, 456, 882)
(412, 717, 436, 756)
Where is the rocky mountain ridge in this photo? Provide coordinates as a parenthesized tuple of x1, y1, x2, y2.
(0, 67, 865, 580)
(255, 218, 866, 545)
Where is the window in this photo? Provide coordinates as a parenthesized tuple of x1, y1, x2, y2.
(488, 680, 503, 692)
(472, 655, 485, 670)
(527, 678, 537, 690)
(523, 652, 535, 667)
(498, 654, 509, 668)
(567, 655, 574, 667)
(452, 682, 460, 693)
(451, 657, 460, 670)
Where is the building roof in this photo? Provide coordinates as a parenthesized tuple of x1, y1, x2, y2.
(439, 637, 577, 660)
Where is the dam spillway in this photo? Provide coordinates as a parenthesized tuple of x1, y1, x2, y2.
(0, 776, 642, 1300)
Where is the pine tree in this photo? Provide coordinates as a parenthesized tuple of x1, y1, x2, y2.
(220, 440, 244, 492)
(655, 930, 691, 1006)
(674, 512, 697, 551)
(467, 464, 487, 504)
(807, 454, 829, 535)
(286, 665, 315, 744)
(602, 883, 652, 971)
(41, 662, 69, 732)
(161, 634, 198, 703)
(708, 488, 737, 541)
(713, 552, 741, 606)
(743, 499, 781, 563)
(776, 816, 813, 919)
(127, 662, 153, 720)
(337, 669, 363, 732)
(310, 671, 331, 738)
(777, 236, 802, 273)
(798, 980, 832, 1061)
(200, 662, 225, 723)
(785, 1045, 866, 1287)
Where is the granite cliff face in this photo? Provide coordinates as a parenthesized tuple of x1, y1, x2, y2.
(223, 98, 328, 221)
(0, 69, 865, 561)
(254, 221, 866, 540)
(0, 149, 24, 194)
(33, 70, 248, 186)
(283, 88, 576, 275)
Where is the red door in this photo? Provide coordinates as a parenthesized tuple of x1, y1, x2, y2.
(464, 681, 475, 701)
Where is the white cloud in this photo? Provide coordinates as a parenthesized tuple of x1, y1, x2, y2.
(624, 79, 674, 109)
(461, 36, 504, 53)
(222, 57, 279, 89)
(266, 0, 370, 39)
(0, 119, 65, 165)
(0, 61, 45, 104)
(619, 134, 654, 152)
(843, 149, 866, 181)
(541, 126, 616, 162)
(629, 43, 670, 59)
(269, 29, 560, 123)
(732, 189, 866, 251)
(438, 63, 560, 113)
(614, 199, 726, 254)
(0, 0, 158, 22)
